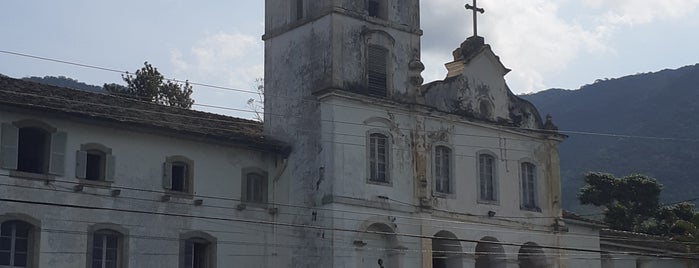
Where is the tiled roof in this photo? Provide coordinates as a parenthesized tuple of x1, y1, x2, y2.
(562, 210, 606, 226)
(600, 229, 689, 253)
(0, 76, 289, 154)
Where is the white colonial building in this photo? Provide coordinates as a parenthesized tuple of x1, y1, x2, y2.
(1, 1, 696, 268)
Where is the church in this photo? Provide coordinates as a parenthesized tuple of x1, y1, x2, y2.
(0, 1, 695, 268)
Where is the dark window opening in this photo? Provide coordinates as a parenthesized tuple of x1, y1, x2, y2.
(521, 163, 537, 210)
(171, 163, 188, 192)
(17, 127, 49, 174)
(435, 146, 451, 194)
(479, 154, 496, 201)
(91, 230, 119, 268)
(368, 0, 382, 18)
(367, 45, 388, 96)
(86, 151, 105, 181)
(184, 239, 209, 268)
(295, 0, 304, 20)
(245, 172, 267, 203)
(369, 133, 389, 183)
(0, 220, 31, 267)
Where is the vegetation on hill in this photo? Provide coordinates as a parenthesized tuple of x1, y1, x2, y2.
(21, 75, 104, 93)
(521, 64, 699, 211)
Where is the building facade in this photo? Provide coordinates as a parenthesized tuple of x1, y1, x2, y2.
(263, 0, 589, 267)
(0, 78, 289, 267)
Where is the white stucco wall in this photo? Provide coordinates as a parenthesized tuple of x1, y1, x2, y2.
(0, 111, 286, 267)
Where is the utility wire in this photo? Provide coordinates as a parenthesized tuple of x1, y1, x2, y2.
(5, 49, 699, 143)
(2, 197, 696, 260)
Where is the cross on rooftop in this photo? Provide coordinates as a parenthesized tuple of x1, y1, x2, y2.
(465, 0, 485, 37)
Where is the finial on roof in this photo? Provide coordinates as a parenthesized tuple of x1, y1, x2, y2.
(543, 114, 559, 131)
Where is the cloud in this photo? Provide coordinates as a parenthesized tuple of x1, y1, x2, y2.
(170, 32, 263, 116)
(420, 0, 698, 93)
(171, 32, 262, 88)
(583, 0, 699, 25)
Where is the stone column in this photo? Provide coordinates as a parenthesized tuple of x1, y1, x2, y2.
(505, 258, 520, 268)
(462, 254, 476, 268)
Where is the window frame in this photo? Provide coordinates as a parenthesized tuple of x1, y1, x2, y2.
(163, 156, 194, 196)
(0, 214, 41, 268)
(76, 143, 115, 184)
(366, 130, 391, 185)
(366, 44, 389, 97)
(179, 231, 217, 268)
(241, 167, 269, 206)
(1, 120, 66, 178)
(86, 224, 128, 268)
(433, 144, 454, 196)
(520, 161, 540, 212)
(477, 151, 499, 204)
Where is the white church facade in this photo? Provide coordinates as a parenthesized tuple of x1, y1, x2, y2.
(1, 1, 696, 268)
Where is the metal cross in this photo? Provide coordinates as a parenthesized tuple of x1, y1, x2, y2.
(465, 0, 485, 37)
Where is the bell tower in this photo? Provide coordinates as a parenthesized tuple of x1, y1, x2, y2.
(263, 0, 423, 131)
(262, 1, 422, 267)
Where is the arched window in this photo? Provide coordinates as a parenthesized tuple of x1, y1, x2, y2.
(478, 153, 497, 202)
(89, 229, 125, 268)
(0, 220, 34, 267)
(520, 162, 538, 211)
(180, 232, 216, 268)
(368, 133, 389, 183)
(434, 146, 452, 194)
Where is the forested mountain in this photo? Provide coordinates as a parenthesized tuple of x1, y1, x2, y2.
(521, 64, 699, 211)
(21, 75, 105, 93)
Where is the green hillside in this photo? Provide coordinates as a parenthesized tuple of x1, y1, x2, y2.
(521, 64, 699, 211)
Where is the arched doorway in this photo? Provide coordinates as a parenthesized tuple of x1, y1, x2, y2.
(359, 223, 400, 268)
(475, 237, 506, 268)
(518, 242, 546, 268)
(432, 231, 463, 268)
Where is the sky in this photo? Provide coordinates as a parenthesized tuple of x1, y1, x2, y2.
(1, 0, 698, 118)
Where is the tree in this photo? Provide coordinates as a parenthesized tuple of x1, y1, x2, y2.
(246, 77, 264, 121)
(578, 172, 699, 245)
(104, 62, 194, 108)
(578, 172, 663, 232)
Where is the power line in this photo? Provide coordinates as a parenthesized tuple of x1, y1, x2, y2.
(2, 197, 696, 260)
(5, 49, 699, 144)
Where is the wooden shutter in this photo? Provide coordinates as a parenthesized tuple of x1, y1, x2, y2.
(49, 131, 67, 176)
(105, 155, 116, 182)
(162, 161, 173, 189)
(367, 45, 388, 96)
(0, 123, 19, 170)
(75, 150, 87, 179)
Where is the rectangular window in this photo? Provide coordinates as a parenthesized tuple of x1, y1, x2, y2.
(245, 172, 268, 203)
(479, 154, 497, 201)
(521, 163, 538, 210)
(367, 45, 388, 96)
(369, 133, 389, 183)
(163, 156, 193, 194)
(171, 163, 188, 192)
(295, 0, 304, 20)
(435, 146, 451, 194)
